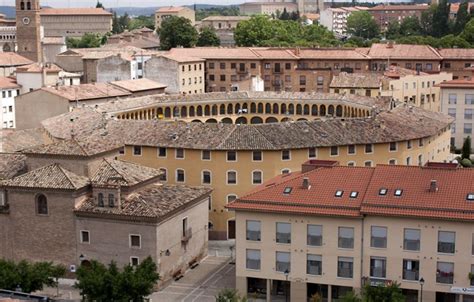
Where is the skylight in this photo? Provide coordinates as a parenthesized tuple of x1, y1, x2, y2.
(335, 190, 344, 197)
(350, 191, 359, 198)
(379, 188, 388, 196)
(467, 193, 474, 201)
(283, 187, 293, 195)
(394, 189, 403, 197)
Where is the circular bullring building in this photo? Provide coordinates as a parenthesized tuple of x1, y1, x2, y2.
(46, 92, 452, 240)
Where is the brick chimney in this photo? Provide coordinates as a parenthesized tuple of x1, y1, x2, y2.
(429, 179, 438, 192)
(302, 177, 310, 190)
(302, 159, 339, 173)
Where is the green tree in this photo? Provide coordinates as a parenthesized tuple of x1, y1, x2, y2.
(399, 16, 421, 36)
(462, 136, 472, 160)
(439, 34, 470, 48)
(341, 291, 362, 302)
(159, 16, 198, 50)
(346, 11, 380, 40)
(197, 26, 220, 46)
(461, 18, 474, 44)
(385, 21, 400, 39)
(454, 0, 471, 34)
(66, 33, 105, 48)
(432, 0, 451, 37)
(280, 8, 291, 20)
(235, 15, 274, 46)
(420, 6, 435, 35)
(362, 283, 405, 302)
(303, 23, 338, 46)
(129, 15, 155, 31)
(96, 1, 103, 8)
(216, 289, 248, 302)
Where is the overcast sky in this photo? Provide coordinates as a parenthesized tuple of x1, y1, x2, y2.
(0, 0, 245, 7)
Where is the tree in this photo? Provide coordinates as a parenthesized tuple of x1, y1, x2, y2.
(362, 283, 405, 302)
(197, 26, 220, 46)
(159, 16, 198, 50)
(385, 21, 400, 39)
(420, 6, 435, 35)
(346, 11, 380, 40)
(216, 289, 247, 302)
(454, 0, 471, 34)
(432, 0, 451, 37)
(129, 15, 155, 31)
(439, 34, 470, 48)
(66, 33, 105, 48)
(234, 15, 274, 46)
(462, 136, 472, 160)
(461, 18, 474, 44)
(341, 291, 362, 302)
(280, 8, 291, 20)
(75, 257, 159, 301)
(96, 1, 104, 8)
(399, 16, 421, 36)
(0, 259, 65, 293)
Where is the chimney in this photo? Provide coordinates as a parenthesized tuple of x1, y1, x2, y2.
(429, 179, 438, 192)
(386, 41, 394, 49)
(294, 47, 300, 56)
(302, 177, 310, 190)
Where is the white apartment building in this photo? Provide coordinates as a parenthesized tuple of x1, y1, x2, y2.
(0, 77, 20, 128)
(320, 7, 368, 37)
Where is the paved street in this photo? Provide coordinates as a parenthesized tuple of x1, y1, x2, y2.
(150, 255, 235, 302)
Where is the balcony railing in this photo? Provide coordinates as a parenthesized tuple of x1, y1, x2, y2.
(438, 242, 455, 254)
(436, 272, 454, 284)
(403, 270, 419, 281)
(370, 267, 386, 279)
(181, 227, 192, 243)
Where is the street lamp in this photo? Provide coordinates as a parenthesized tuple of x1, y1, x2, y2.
(419, 277, 425, 302)
(284, 269, 289, 302)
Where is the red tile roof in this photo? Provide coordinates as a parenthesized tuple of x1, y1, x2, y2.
(0, 76, 20, 89)
(228, 164, 474, 221)
(40, 8, 112, 16)
(367, 4, 429, 11)
(437, 78, 474, 89)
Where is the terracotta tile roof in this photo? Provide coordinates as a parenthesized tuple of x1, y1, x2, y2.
(16, 63, 62, 74)
(367, 4, 429, 11)
(110, 78, 167, 92)
(91, 159, 162, 187)
(438, 48, 474, 60)
(0, 76, 20, 89)
(383, 65, 427, 78)
(202, 16, 250, 21)
(41, 83, 131, 101)
(0, 128, 52, 153)
(1, 163, 89, 190)
(22, 138, 90, 156)
(330, 72, 385, 88)
(156, 6, 189, 13)
(169, 47, 261, 60)
(75, 184, 211, 219)
(229, 164, 474, 221)
(251, 49, 299, 59)
(437, 78, 474, 89)
(156, 54, 205, 63)
(0, 154, 26, 180)
(40, 8, 112, 16)
(366, 43, 441, 60)
(0, 52, 33, 67)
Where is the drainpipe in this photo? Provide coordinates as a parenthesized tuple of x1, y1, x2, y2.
(360, 215, 365, 292)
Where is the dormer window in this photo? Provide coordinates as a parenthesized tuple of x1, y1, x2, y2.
(108, 194, 114, 207)
(335, 190, 344, 197)
(394, 189, 403, 197)
(350, 191, 358, 198)
(379, 188, 388, 196)
(283, 187, 292, 195)
(467, 193, 474, 201)
(98, 193, 104, 207)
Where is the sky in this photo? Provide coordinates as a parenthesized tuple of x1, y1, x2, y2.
(0, 0, 245, 7)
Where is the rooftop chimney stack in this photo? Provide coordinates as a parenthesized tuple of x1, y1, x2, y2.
(302, 177, 310, 190)
(430, 179, 438, 192)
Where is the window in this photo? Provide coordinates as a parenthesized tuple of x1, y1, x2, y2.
(276, 222, 291, 244)
(407, 140, 412, 149)
(471, 265, 474, 286)
(209, 62, 215, 69)
(404, 229, 420, 251)
(227, 151, 237, 161)
(418, 138, 424, 147)
(308, 147, 317, 158)
(251, 63, 256, 69)
(300, 75, 306, 85)
(307, 225, 322, 246)
(348, 145, 356, 155)
(338, 227, 354, 249)
(448, 94, 457, 105)
(130, 235, 141, 248)
(246, 249, 261, 270)
(283, 187, 292, 194)
(370, 257, 386, 278)
(466, 94, 474, 105)
(246, 220, 261, 241)
(133, 146, 141, 156)
(448, 108, 456, 118)
(282, 169, 291, 174)
(209, 75, 215, 81)
(285, 63, 291, 70)
(394, 189, 403, 196)
(335, 190, 344, 197)
(465, 123, 472, 134)
(438, 231, 455, 254)
(202, 171, 211, 184)
(98, 193, 104, 207)
(36, 194, 48, 215)
(81, 231, 90, 243)
(379, 188, 387, 195)
(227, 171, 237, 184)
(426, 63, 432, 71)
(436, 262, 454, 284)
(158, 147, 166, 157)
(227, 195, 237, 205)
(365, 144, 373, 154)
(276, 251, 290, 272)
(337, 257, 353, 278)
(159, 168, 167, 181)
(307, 254, 322, 275)
(371, 226, 387, 248)
(389, 159, 396, 165)
(317, 76, 324, 85)
(282, 150, 290, 160)
(176, 148, 184, 159)
(330, 146, 338, 156)
(264, 63, 271, 69)
(220, 75, 226, 81)
(202, 150, 211, 160)
(403, 259, 419, 281)
(220, 62, 226, 69)
(466, 109, 473, 120)
(364, 161, 373, 167)
(252, 171, 262, 185)
(176, 169, 185, 182)
(130, 257, 139, 266)
(467, 193, 474, 201)
(253, 151, 262, 161)
(108, 194, 114, 207)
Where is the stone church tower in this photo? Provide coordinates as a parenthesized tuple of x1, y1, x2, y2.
(16, 0, 42, 62)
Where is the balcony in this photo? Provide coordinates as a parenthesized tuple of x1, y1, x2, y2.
(403, 270, 419, 281)
(181, 227, 192, 243)
(370, 267, 386, 279)
(436, 272, 454, 284)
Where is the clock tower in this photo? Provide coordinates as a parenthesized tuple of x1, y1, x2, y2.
(16, 0, 42, 62)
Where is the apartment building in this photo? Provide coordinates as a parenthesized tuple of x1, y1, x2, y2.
(200, 16, 250, 46)
(381, 67, 453, 112)
(228, 160, 474, 302)
(0, 77, 20, 128)
(330, 72, 387, 97)
(367, 4, 429, 32)
(239, 2, 298, 16)
(439, 49, 474, 81)
(155, 6, 195, 29)
(320, 7, 368, 36)
(439, 78, 474, 150)
(144, 54, 205, 95)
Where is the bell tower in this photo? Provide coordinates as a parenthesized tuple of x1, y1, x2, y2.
(16, 0, 42, 62)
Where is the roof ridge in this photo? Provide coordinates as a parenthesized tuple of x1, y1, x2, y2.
(71, 137, 89, 156)
(216, 124, 239, 149)
(56, 164, 89, 189)
(252, 123, 277, 148)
